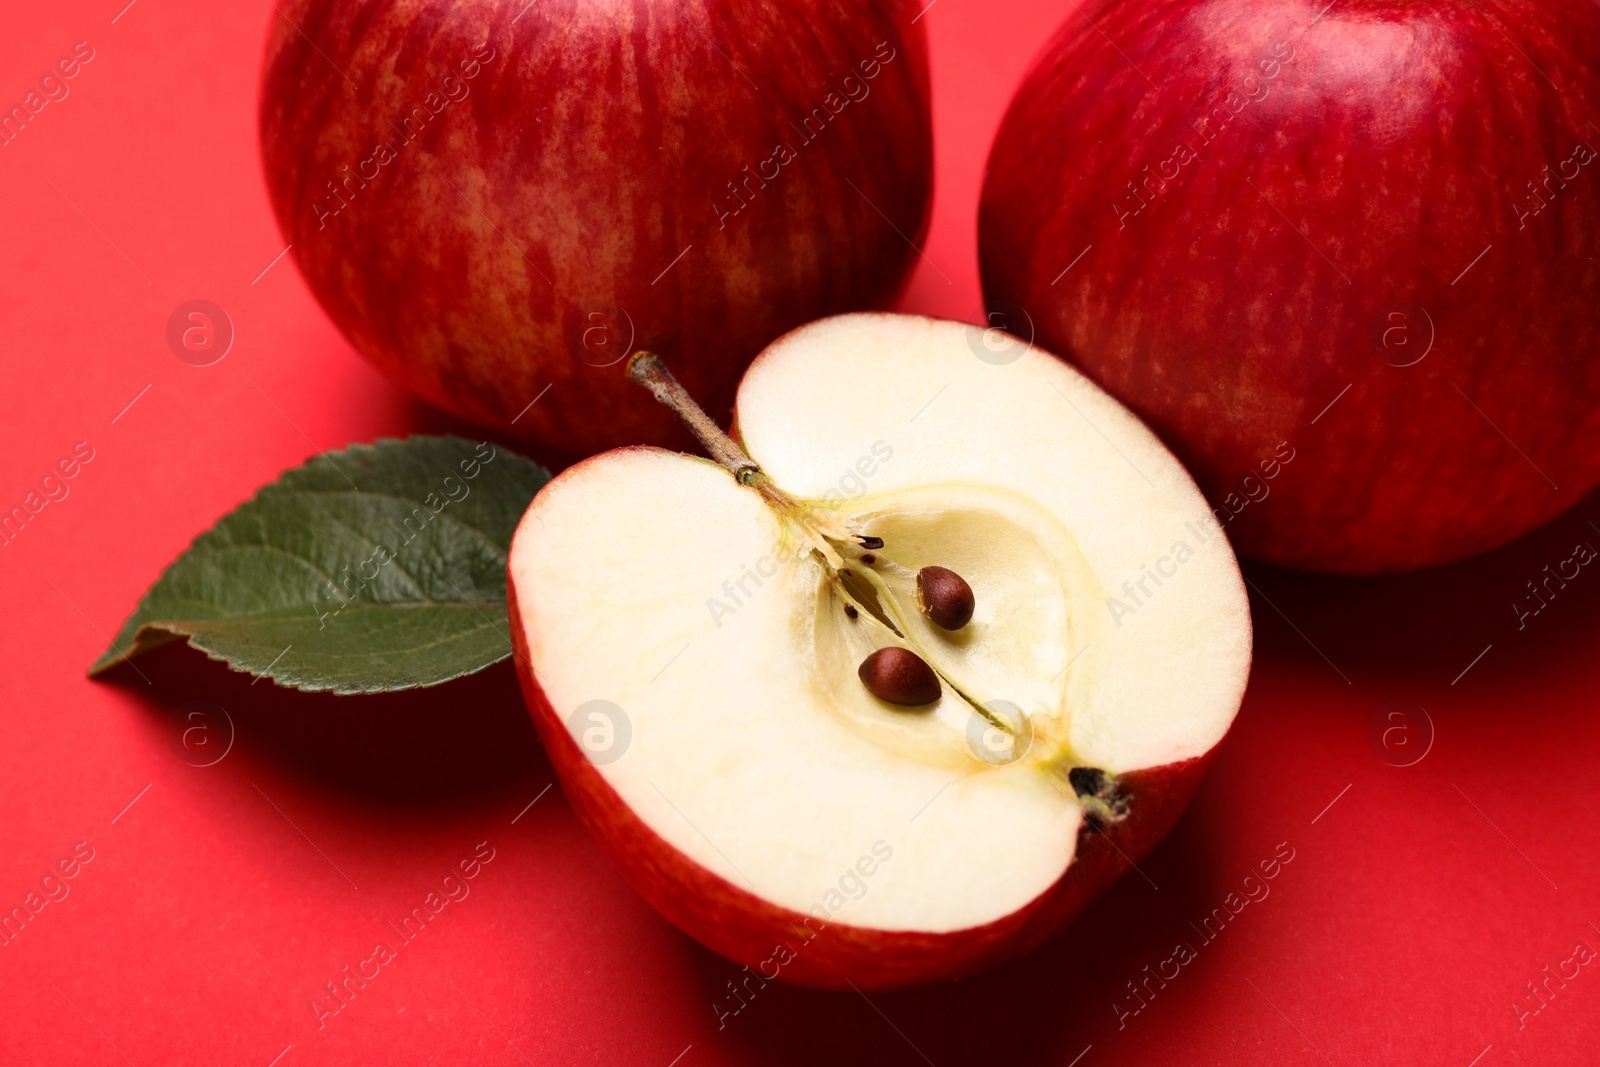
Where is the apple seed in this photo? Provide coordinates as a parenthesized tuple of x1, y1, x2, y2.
(858, 647, 940, 706)
(917, 566, 975, 630)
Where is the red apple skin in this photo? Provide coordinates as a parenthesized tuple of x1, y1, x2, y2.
(508, 452, 1220, 990)
(979, 0, 1600, 574)
(260, 0, 932, 458)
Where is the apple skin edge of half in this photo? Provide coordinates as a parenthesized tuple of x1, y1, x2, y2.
(509, 571, 1216, 991)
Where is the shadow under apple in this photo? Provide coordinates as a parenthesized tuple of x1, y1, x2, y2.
(1238, 487, 1600, 693)
(691, 795, 1227, 1067)
(395, 392, 590, 476)
(398, 379, 721, 480)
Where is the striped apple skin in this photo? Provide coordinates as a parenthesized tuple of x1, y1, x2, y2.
(507, 478, 1217, 991)
(260, 0, 932, 457)
(980, 0, 1600, 574)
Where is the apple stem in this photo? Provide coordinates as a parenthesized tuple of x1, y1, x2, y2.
(627, 352, 762, 483)
(627, 350, 849, 569)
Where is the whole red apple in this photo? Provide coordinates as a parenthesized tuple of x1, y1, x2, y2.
(260, 0, 932, 456)
(980, 0, 1600, 573)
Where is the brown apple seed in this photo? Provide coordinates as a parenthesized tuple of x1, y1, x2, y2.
(917, 566, 975, 630)
(858, 647, 940, 706)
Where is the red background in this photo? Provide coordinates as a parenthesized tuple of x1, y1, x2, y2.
(3, 1, 1598, 1064)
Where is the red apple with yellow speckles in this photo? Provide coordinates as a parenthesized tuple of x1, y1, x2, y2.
(980, 0, 1600, 574)
(260, 0, 932, 456)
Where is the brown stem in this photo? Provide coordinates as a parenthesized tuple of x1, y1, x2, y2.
(626, 352, 762, 482)
(627, 350, 848, 567)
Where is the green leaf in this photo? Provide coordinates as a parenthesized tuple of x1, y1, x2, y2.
(90, 436, 549, 694)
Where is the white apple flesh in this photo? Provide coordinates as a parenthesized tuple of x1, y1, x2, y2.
(508, 314, 1252, 989)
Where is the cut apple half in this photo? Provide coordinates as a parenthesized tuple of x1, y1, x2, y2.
(508, 313, 1251, 989)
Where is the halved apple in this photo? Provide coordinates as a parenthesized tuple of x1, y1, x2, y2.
(508, 314, 1251, 990)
